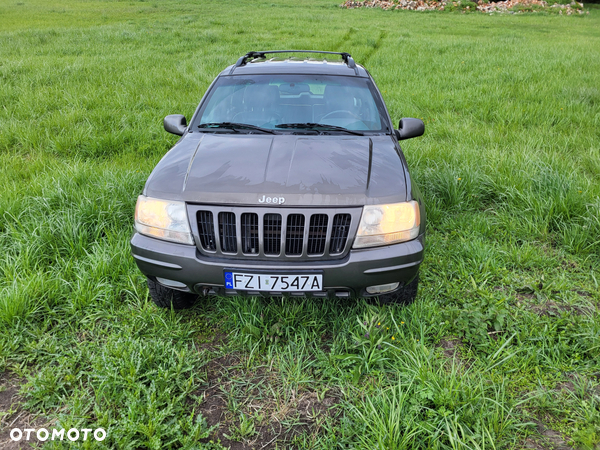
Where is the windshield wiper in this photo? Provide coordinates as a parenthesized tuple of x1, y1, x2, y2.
(197, 122, 275, 134)
(275, 123, 365, 136)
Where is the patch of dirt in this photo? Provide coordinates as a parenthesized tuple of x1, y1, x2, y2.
(526, 420, 574, 450)
(0, 373, 44, 450)
(516, 292, 536, 303)
(554, 373, 600, 399)
(268, 389, 336, 425)
(198, 331, 228, 351)
(207, 353, 244, 380)
(320, 333, 333, 353)
(437, 336, 473, 371)
(529, 300, 586, 317)
(555, 380, 576, 393)
(438, 337, 462, 359)
(519, 375, 599, 449)
(196, 384, 229, 442)
(560, 260, 579, 271)
(524, 437, 547, 449)
(553, 372, 582, 394)
(193, 354, 339, 449)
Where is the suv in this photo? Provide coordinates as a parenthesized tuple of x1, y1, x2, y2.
(131, 50, 426, 309)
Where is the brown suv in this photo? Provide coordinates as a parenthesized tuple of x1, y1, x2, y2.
(131, 51, 425, 308)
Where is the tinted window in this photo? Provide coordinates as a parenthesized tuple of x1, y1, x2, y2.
(194, 75, 388, 132)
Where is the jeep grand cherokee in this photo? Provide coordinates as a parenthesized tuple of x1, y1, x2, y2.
(131, 50, 425, 308)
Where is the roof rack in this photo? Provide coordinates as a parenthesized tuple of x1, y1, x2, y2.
(229, 50, 358, 75)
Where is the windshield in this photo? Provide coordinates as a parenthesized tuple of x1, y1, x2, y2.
(193, 75, 389, 133)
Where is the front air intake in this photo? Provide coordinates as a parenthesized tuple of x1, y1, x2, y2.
(194, 207, 359, 260)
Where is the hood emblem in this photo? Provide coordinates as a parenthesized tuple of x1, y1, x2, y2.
(258, 195, 285, 205)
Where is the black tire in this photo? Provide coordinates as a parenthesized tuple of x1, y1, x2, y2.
(368, 274, 419, 306)
(147, 277, 198, 309)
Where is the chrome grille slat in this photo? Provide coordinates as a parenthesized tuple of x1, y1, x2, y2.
(192, 206, 359, 260)
(257, 213, 265, 256)
(301, 214, 311, 257)
(285, 214, 305, 255)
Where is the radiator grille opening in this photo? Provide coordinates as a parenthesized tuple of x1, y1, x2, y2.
(241, 213, 259, 254)
(218, 212, 237, 253)
(197, 211, 216, 251)
(263, 214, 282, 255)
(307, 214, 328, 255)
(285, 214, 305, 255)
(330, 214, 351, 254)
(194, 208, 354, 258)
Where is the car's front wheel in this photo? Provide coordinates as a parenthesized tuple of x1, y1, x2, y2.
(147, 277, 198, 309)
(369, 274, 419, 306)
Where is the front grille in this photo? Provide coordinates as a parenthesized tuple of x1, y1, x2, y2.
(193, 207, 358, 260)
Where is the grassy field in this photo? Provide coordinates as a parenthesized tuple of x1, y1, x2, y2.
(1, 0, 599, 448)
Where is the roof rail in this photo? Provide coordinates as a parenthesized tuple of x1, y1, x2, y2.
(229, 50, 358, 75)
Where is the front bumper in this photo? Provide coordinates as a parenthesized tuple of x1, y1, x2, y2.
(130, 232, 424, 298)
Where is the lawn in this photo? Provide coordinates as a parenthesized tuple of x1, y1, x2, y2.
(0, 0, 599, 448)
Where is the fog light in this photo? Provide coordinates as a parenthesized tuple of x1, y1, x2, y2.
(156, 277, 187, 289)
(366, 282, 399, 294)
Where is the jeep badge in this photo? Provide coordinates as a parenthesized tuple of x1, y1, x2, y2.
(258, 195, 285, 204)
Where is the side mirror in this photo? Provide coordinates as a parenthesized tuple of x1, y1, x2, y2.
(395, 118, 424, 141)
(164, 114, 187, 136)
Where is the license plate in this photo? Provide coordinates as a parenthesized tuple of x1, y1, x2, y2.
(224, 271, 323, 292)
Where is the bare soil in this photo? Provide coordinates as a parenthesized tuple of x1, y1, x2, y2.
(437, 336, 474, 371)
(0, 373, 43, 450)
(529, 300, 587, 317)
(198, 331, 228, 351)
(438, 336, 463, 359)
(194, 354, 338, 449)
(525, 419, 574, 450)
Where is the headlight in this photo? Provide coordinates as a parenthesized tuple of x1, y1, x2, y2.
(134, 195, 194, 245)
(353, 201, 420, 248)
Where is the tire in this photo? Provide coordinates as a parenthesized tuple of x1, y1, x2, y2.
(147, 277, 198, 309)
(369, 274, 419, 306)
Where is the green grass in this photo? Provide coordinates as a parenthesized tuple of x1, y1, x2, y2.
(1, 0, 599, 448)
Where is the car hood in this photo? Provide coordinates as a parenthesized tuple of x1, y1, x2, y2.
(144, 133, 409, 206)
